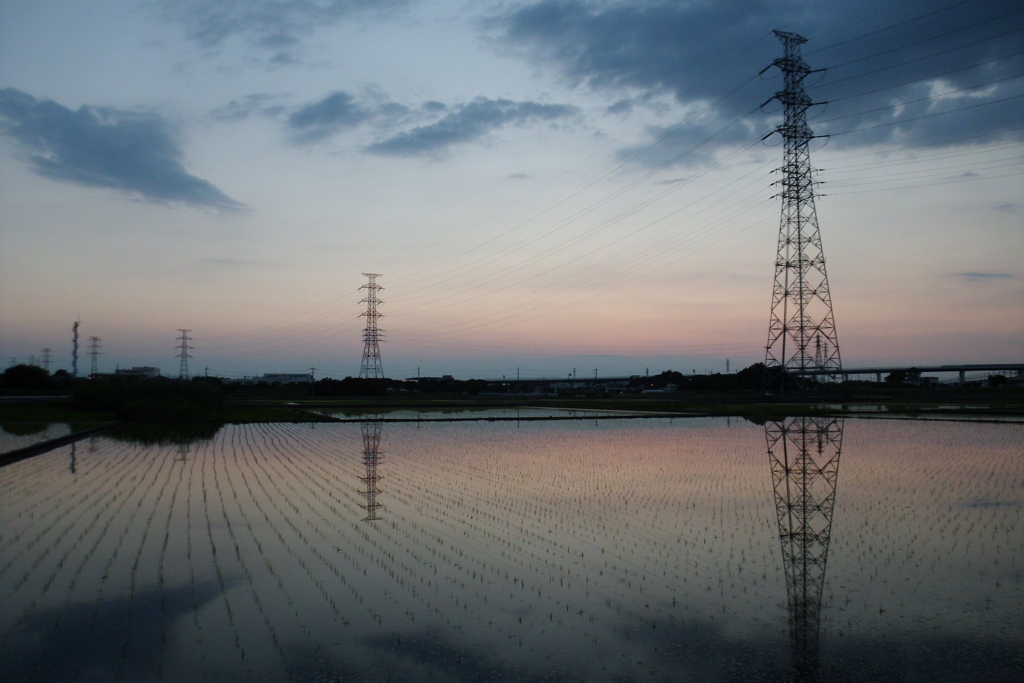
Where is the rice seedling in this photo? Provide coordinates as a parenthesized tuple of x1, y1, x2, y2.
(0, 418, 1020, 681)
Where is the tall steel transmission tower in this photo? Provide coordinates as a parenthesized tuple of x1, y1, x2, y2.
(762, 31, 842, 395)
(40, 348, 52, 373)
(359, 273, 384, 379)
(176, 329, 193, 379)
(766, 416, 844, 681)
(358, 419, 384, 521)
(88, 336, 102, 376)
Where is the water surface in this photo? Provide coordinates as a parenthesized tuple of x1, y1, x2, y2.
(1, 418, 1021, 681)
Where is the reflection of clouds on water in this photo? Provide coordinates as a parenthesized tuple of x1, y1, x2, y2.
(3, 581, 224, 682)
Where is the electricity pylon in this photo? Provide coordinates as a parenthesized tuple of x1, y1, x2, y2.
(766, 416, 844, 682)
(41, 348, 52, 373)
(358, 419, 384, 521)
(359, 273, 384, 379)
(88, 336, 102, 376)
(176, 329, 193, 379)
(762, 30, 842, 395)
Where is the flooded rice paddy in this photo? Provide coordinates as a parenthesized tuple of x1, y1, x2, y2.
(1, 417, 1022, 682)
(0, 422, 73, 454)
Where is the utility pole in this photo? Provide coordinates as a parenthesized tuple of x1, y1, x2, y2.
(176, 329, 193, 380)
(71, 320, 80, 378)
(310, 367, 316, 397)
(41, 348, 53, 373)
(761, 30, 842, 395)
(88, 336, 102, 377)
(727, 358, 730, 375)
(359, 273, 384, 379)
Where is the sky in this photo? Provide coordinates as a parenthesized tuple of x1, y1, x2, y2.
(1, 0, 1021, 380)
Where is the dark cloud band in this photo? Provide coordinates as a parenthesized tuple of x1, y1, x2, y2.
(494, 0, 1024, 164)
(366, 97, 579, 157)
(284, 91, 578, 156)
(0, 88, 243, 211)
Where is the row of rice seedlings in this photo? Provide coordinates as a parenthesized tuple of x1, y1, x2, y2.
(218, 427, 325, 679)
(154, 437, 190, 683)
(4, 418, 1017, 679)
(268, 421, 778, 671)
(823, 420, 1024, 640)
(264, 419, 770, 671)
(0, 431, 73, 496)
(77, 440, 180, 682)
(230, 425, 389, 638)
(0, 438, 138, 577)
(241, 424, 413, 631)
(268, 423, 485, 634)
(0, 439, 145, 672)
(111, 439, 190, 683)
(248, 422, 509, 641)
(10, 438, 177, 682)
(0, 438, 147, 617)
(399, 421, 770, 667)
(193, 434, 249, 672)
(385, 422, 772, 618)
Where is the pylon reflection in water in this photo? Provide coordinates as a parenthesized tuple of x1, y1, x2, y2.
(358, 419, 384, 521)
(766, 416, 844, 681)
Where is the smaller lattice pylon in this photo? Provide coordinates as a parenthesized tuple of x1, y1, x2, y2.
(176, 329, 193, 380)
(359, 273, 385, 379)
(88, 336, 102, 377)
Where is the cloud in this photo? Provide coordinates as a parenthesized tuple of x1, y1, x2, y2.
(159, 0, 411, 60)
(365, 97, 579, 157)
(198, 257, 267, 266)
(493, 0, 1024, 164)
(209, 93, 286, 122)
(0, 88, 244, 211)
(287, 91, 372, 143)
(958, 272, 1014, 280)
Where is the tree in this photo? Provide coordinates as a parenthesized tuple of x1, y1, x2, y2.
(1, 364, 50, 390)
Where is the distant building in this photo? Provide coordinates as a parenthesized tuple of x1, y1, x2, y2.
(90, 366, 161, 380)
(119, 366, 161, 379)
(258, 373, 312, 384)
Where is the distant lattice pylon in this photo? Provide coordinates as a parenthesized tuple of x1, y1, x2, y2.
(88, 336, 102, 376)
(762, 30, 842, 395)
(176, 329, 193, 379)
(359, 273, 384, 379)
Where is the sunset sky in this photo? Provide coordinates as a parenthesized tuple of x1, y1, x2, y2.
(1, 0, 1021, 379)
